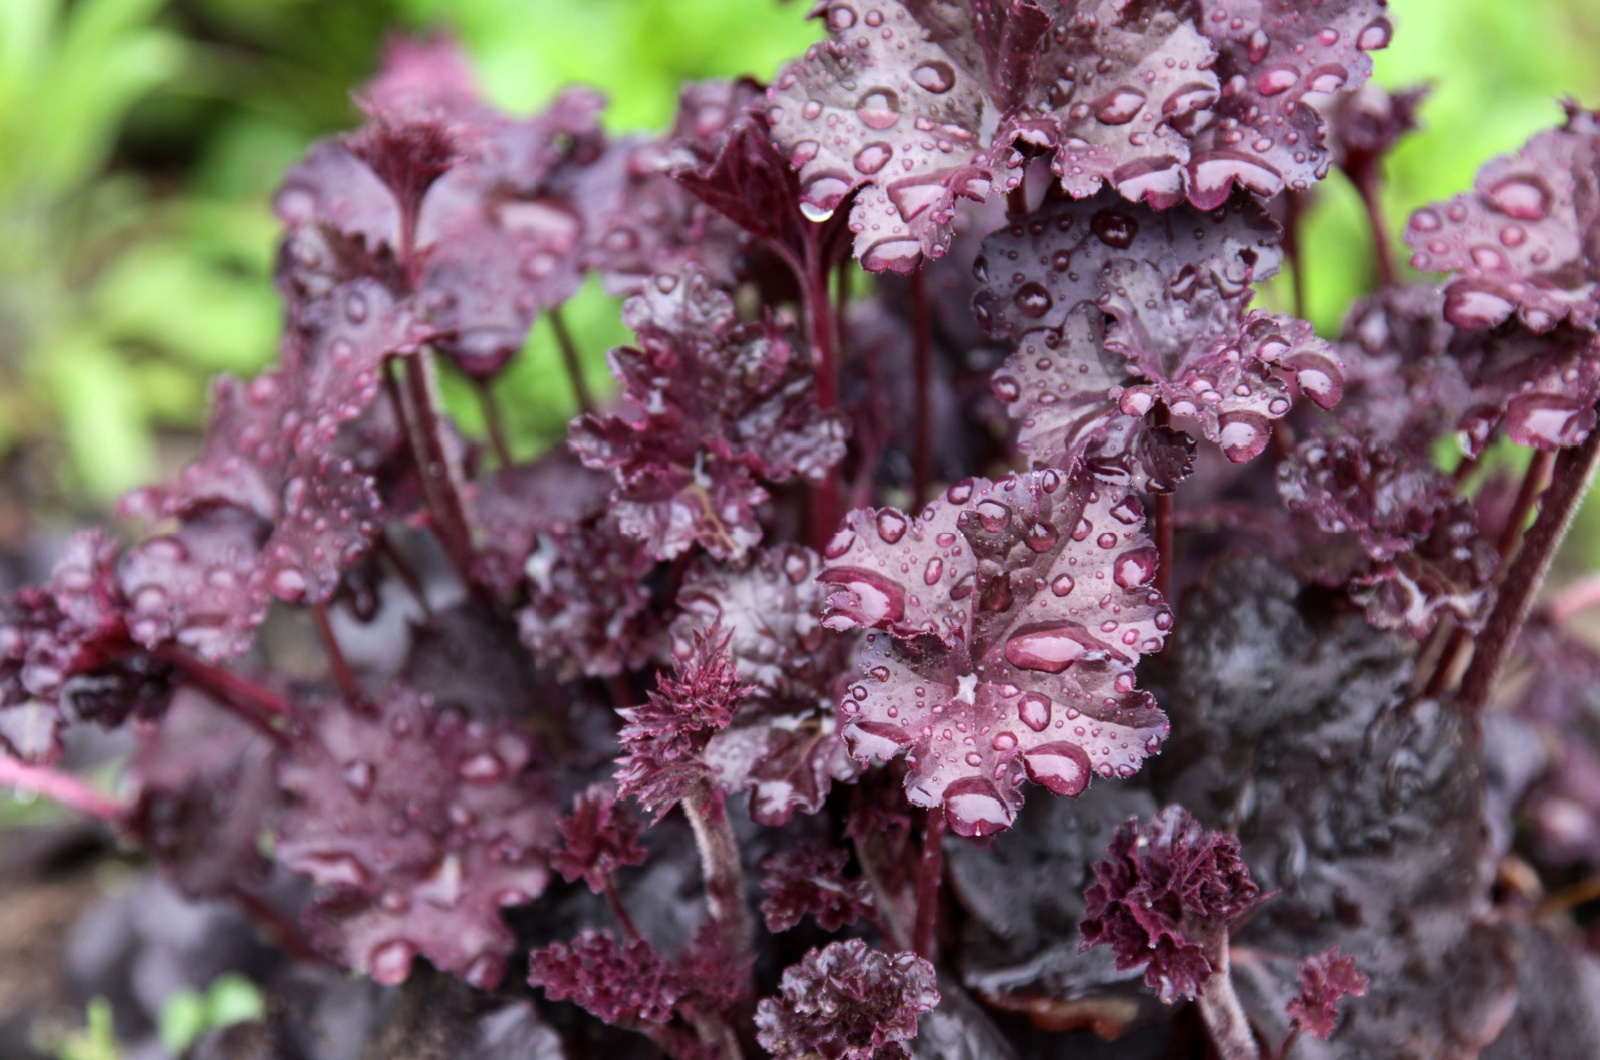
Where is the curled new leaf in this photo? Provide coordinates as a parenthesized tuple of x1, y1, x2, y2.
(1286, 947, 1369, 1041)
(755, 939, 939, 1060)
(550, 782, 649, 894)
(1078, 805, 1262, 1002)
(760, 840, 875, 933)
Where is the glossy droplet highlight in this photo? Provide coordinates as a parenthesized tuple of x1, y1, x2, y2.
(853, 142, 893, 175)
(1092, 87, 1146, 125)
(856, 89, 901, 130)
(912, 61, 955, 94)
(1017, 692, 1052, 732)
(1022, 742, 1093, 796)
(1487, 176, 1550, 221)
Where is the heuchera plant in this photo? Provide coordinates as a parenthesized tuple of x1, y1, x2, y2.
(8, 2, 1600, 1057)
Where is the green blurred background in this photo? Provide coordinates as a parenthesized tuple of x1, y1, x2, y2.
(1, 0, 1598, 512)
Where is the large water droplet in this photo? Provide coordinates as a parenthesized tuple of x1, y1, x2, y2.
(459, 750, 507, 783)
(1004, 622, 1103, 673)
(1217, 411, 1271, 461)
(1256, 65, 1299, 96)
(827, 2, 857, 30)
(1356, 17, 1392, 51)
(942, 777, 1013, 837)
(1113, 547, 1159, 590)
(1017, 692, 1052, 732)
(819, 567, 908, 628)
(1091, 208, 1138, 248)
(1092, 87, 1147, 125)
(369, 940, 418, 986)
(1013, 282, 1053, 319)
(1022, 742, 1092, 796)
(974, 499, 1011, 533)
(343, 760, 375, 798)
(1306, 63, 1349, 93)
(1487, 175, 1550, 221)
(876, 509, 909, 543)
(923, 557, 944, 585)
(1051, 574, 1075, 597)
(846, 719, 911, 760)
(856, 89, 901, 130)
(853, 141, 893, 175)
(861, 236, 923, 274)
(1442, 282, 1515, 329)
(912, 61, 956, 94)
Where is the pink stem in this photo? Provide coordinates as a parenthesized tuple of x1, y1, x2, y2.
(683, 784, 753, 959)
(1547, 572, 1600, 625)
(0, 756, 122, 821)
(157, 650, 290, 741)
(801, 234, 842, 549)
(394, 354, 479, 588)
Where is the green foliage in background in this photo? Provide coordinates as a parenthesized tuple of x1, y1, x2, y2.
(1, 0, 1598, 504)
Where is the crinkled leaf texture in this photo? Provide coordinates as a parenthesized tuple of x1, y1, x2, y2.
(670, 545, 860, 825)
(820, 470, 1170, 837)
(760, 840, 876, 933)
(766, 0, 1388, 272)
(979, 191, 1340, 486)
(755, 939, 939, 1060)
(570, 268, 847, 561)
(1078, 804, 1262, 1002)
(550, 782, 648, 894)
(275, 684, 557, 989)
(1286, 948, 1369, 1042)
(1154, 556, 1519, 1058)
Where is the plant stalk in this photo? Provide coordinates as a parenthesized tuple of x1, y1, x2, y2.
(1460, 429, 1600, 718)
(1195, 942, 1262, 1060)
(0, 756, 122, 821)
(683, 784, 753, 959)
(912, 808, 946, 960)
(548, 307, 595, 416)
(909, 269, 934, 510)
(393, 354, 479, 587)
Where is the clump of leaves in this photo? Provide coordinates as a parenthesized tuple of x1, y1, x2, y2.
(8, 5, 1600, 1059)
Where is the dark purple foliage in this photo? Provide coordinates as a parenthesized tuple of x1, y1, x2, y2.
(614, 625, 751, 819)
(275, 685, 557, 988)
(1079, 805, 1262, 1002)
(571, 268, 847, 560)
(759, 840, 875, 933)
(754, 939, 939, 1060)
(7, 8, 1600, 1059)
(550, 782, 649, 894)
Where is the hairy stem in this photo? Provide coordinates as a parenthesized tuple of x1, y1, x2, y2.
(1195, 943, 1262, 1060)
(683, 784, 753, 959)
(912, 808, 946, 960)
(311, 602, 361, 703)
(910, 269, 935, 509)
(1460, 429, 1600, 718)
(394, 355, 479, 587)
(549, 307, 595, 416)
(0, 756, 122, 821)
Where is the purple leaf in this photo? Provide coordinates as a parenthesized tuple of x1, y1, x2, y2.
(275, 684, 557, 988)
(614, 624, 751, 820)
(755, 939, 939, 1060)
(1078, 805, 1262, 1002)
(1285, 947, 1369, 1041)
(759, 840, 875, 933)
(978, 192, 1339, 473)
(528, 930, 688, 1025)
(127, 688, 278, 900)
(1405, 103, 1600, 333)
(821, 471, 1171, 837)
(1187, 0, 1390, 207)
(570, 268, 847, 560)
(672, 546, 861, 825)
(550, 782, 649, 894)
(517, 509, 667, 680)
